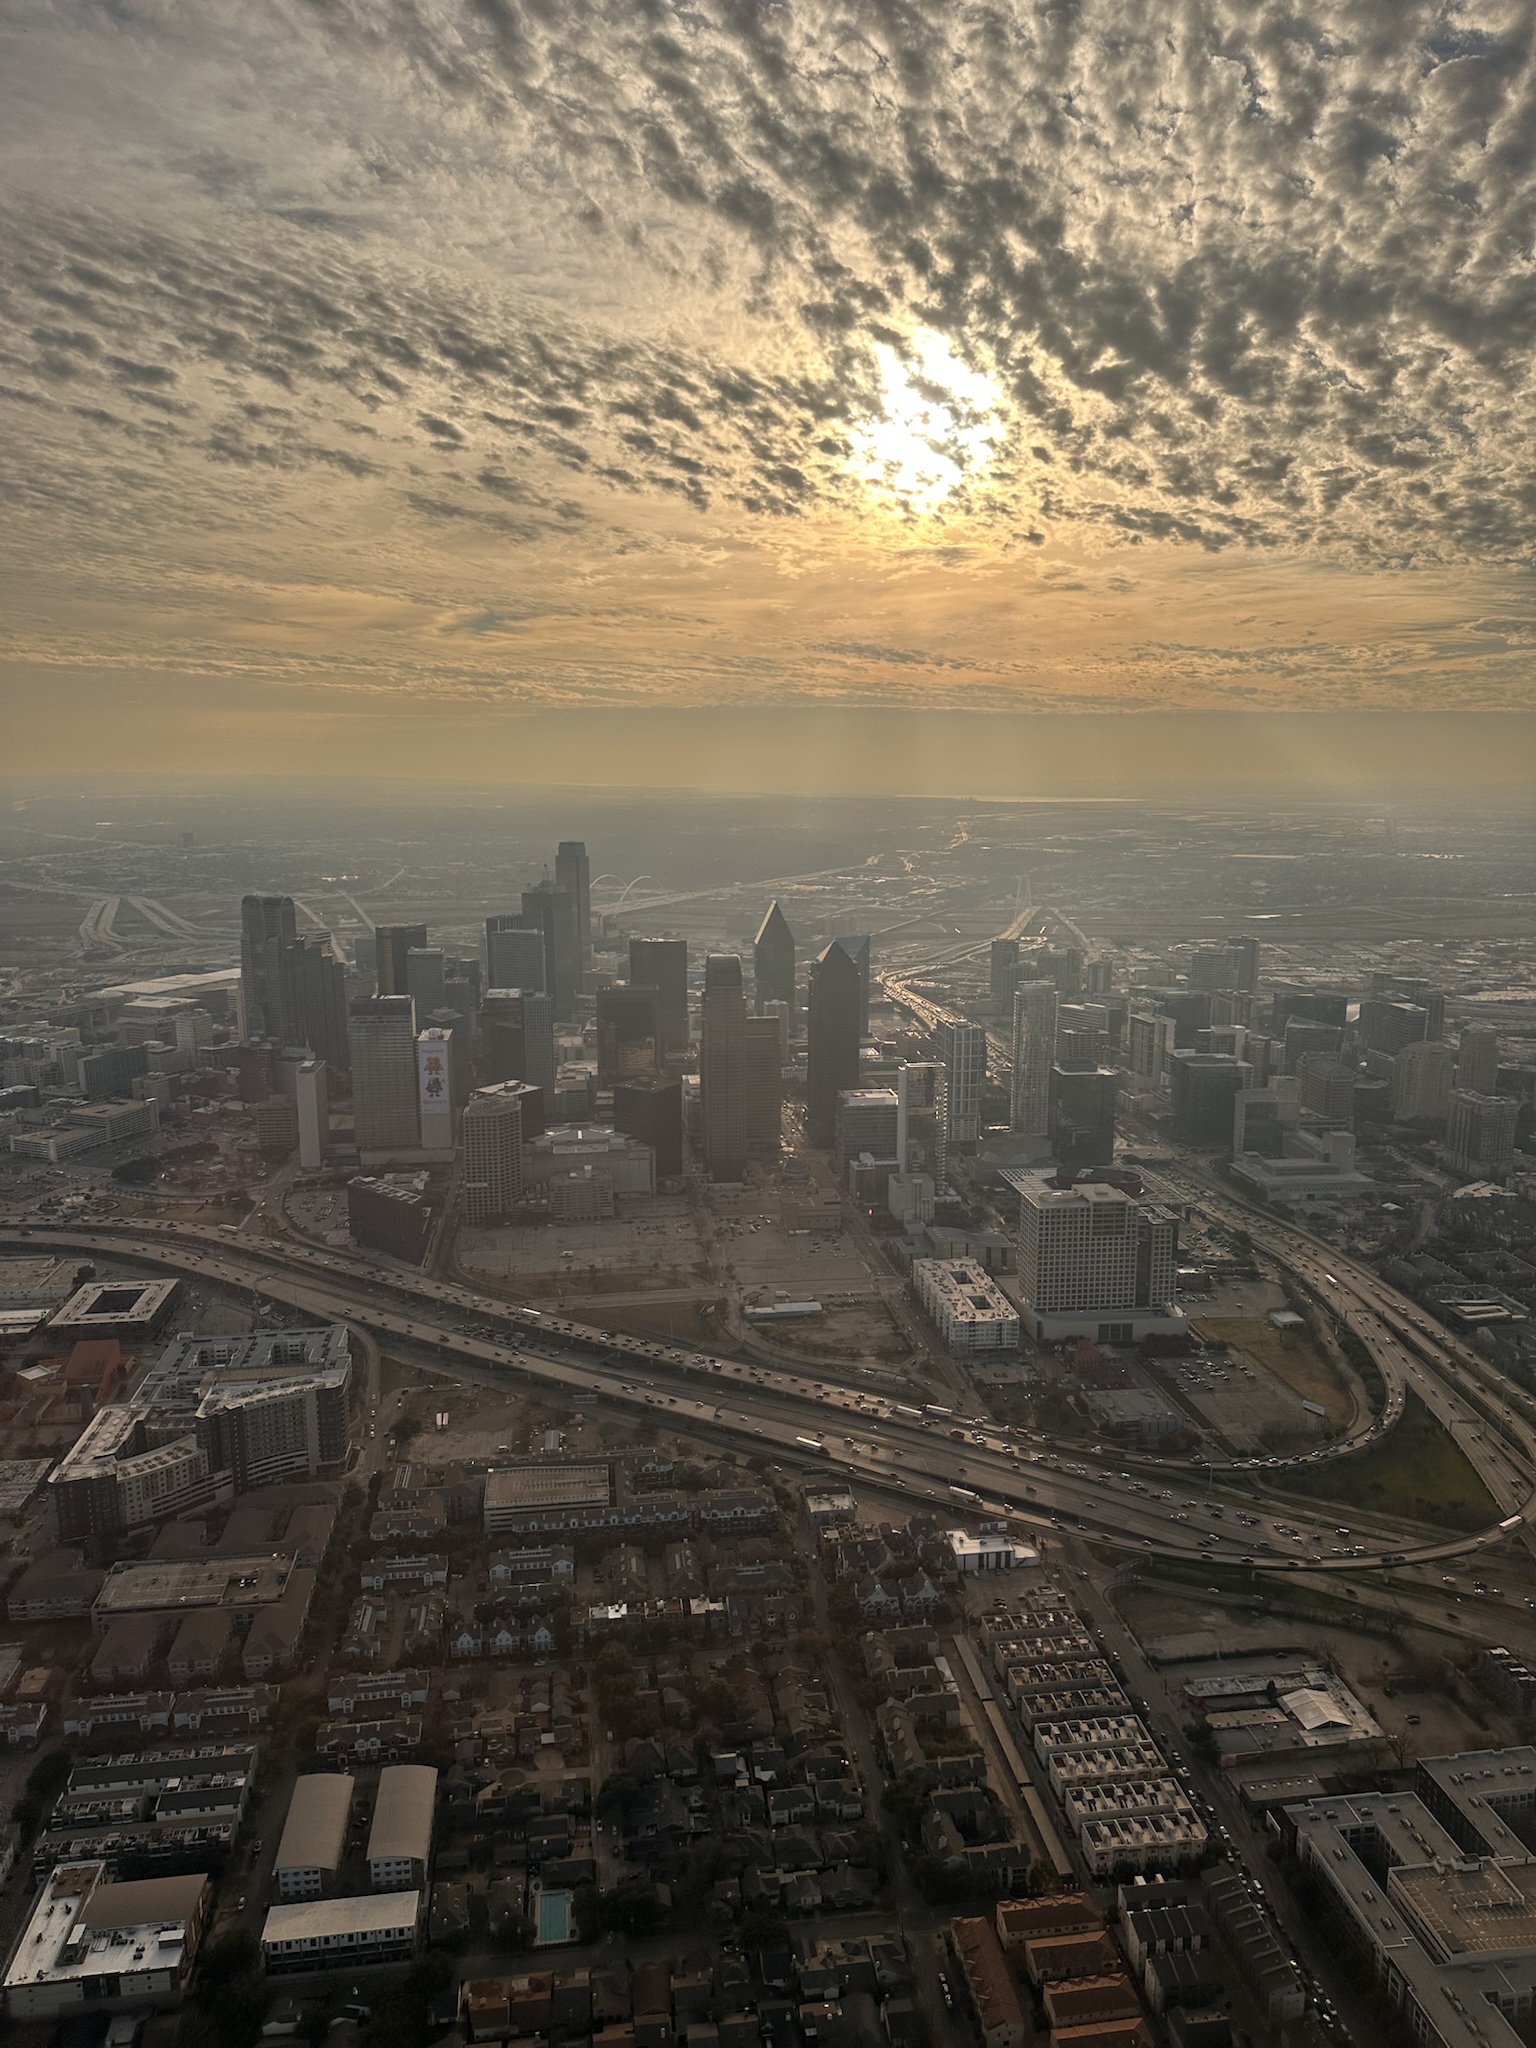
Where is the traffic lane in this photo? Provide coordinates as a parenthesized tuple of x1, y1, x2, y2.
(0, 1238, 1453, 1574)
(12, 1226, 1519, 1567)
(41, 1244, 1474, 1567)
(24, 1218, 1521, 1488)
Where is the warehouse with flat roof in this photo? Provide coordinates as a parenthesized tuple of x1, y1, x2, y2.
(274, 1775, 353, 1900)
(367, 1764, 437, 1892)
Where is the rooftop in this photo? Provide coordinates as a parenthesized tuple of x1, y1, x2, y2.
(2, 1862, 206, 1996)
(275, 1775, 352, 1875)
(367, 1764, 437, 1866)
(94, 1557, 295, 1619)
(484, 1463, 613, 1510)
(49, 1280, 179, 1335)
(1392, 1861, 1536, 1962)
(261, 1893, 421, 1942)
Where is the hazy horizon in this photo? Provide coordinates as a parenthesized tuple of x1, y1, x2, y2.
(5, 703, 1534, 798)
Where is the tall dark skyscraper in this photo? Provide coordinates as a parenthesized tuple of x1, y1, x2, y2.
(521, 881, 581, 1022)
(405, 947, 446, 1015)
(806, 941, 862, 1148)
(628, 937, 689, 1061)
(485, 919, 546, 992)
(240, 894, 297, 1038)
(700, 953, 747, 1181)
(753, 901, 796, 1019)
(744, 1016, 783, 1157)
(596, 984, 660, 1085)
(834, 933, 872, 1036)
(614, 1076, 683, 1180)
(1227, 935, 1260, 996)
(990, 937, 1021, 1010)
(283, 935, 350, 1073)
(241, 897, 348, 1066)
(374, 924, 428, 999)
(1048, 1065, 1120, 1171)
(477, 990, 555, 1126)
(555, 841, 592, 976)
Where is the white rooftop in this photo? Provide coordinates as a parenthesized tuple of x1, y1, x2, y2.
(261, 1893, 421, 1941)
(2, 1863, 206, 1995)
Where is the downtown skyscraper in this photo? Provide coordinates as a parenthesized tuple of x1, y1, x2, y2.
(700, 953, 748, 1181)
(806, 941, 862, 1148)
(1010, 980, 1058, 1140)
(753, 901, 796, 1020)
(555, 840, 592, 977)
(240, 894, 296, 1038)
(937, 1018, 987, 1150)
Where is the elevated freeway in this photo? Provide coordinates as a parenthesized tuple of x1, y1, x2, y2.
(6, 1214, 1532, 1587)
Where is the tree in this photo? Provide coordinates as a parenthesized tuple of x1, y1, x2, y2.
(738, 1904, 790, 1952)
(596, 1771, 640, 1824)
(190, 1929, 272, 2048)
(598, 1877, 668, 1937)
(881, 1776, 929, 1848)
(12, 1745, 72, 1840)
(360, 1950, 455, 2048)
(572, 1883, 601, 1944)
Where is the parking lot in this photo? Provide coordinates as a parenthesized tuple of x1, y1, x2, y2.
(459, 1194, 708, 1293)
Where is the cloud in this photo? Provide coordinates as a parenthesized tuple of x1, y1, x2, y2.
(1, 0, 1535, 725)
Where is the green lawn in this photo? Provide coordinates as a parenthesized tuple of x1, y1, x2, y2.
(1191, 1314, 1354, 1429)
(1275, 1391, 1499, 1534)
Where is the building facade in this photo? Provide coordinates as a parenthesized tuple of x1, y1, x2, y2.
(349, 998, 419, 1155)
(462, 1083, 525, 1225)
(627, 938, 689, 1062)
(1010, 982, 1057, 1138)
(1446, 1091, 1518, 1179)
(938, 1020, 988, 1151)
(806, 942, 862, 1148)
(1014, 1177, 1181, 1343)
(700, 954, 748, 1181)
(753, 901, 796, 1020)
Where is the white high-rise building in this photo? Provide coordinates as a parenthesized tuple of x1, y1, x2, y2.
(937, 1020, 988, 1149)
(1391, 1041, 1456, 1123)
(416, 1027, 455, 1154)
(174, 1009, 214, 1057)
(462, 1083, 525, 1225)
(1013, 1175, 1183, 1343)
(296, 1059, 328, 1172)
(1126, 1010, 1175, 1090)
(1010, 981, 1057, 1137)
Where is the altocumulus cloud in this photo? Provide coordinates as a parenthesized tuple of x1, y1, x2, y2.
(2, 0, 1536, 715)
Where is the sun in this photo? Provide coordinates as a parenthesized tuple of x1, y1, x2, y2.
(852, 328, 1003, 514)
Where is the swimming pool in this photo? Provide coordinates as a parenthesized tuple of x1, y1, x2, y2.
(536, 1888, 572, 1945)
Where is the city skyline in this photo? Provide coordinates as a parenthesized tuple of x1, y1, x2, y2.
(4, 3, 1536, 790)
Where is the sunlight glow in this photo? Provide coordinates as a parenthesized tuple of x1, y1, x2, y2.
(852, 329, 1003, 513)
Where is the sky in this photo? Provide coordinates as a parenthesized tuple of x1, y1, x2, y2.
(3, 0, 1536, 789)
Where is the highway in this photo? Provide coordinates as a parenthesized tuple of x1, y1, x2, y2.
(1146, 1159, 1536, 1534)
(7, 1209, 1533, 1588)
